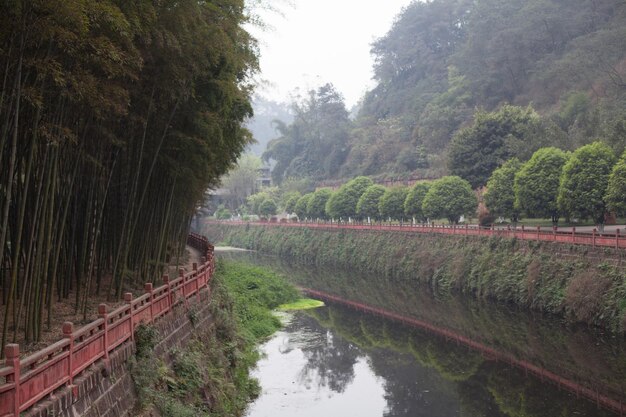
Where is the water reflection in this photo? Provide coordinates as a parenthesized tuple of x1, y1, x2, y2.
(220, 252, 626, 416)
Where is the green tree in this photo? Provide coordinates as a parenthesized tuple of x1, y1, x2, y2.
(283, 192, 301, 214)
(423, 176, 477, 224)
(448, 105, 543, 188)
(325, 176, 374, 219)
(605, 150, 626, 216)
(247, 192, 272, 215)
(558, 142, 616, 226)
(356, 185, 387, 220)
(264, 83, 351, 183)
(214, 205, 232, 220)
(484, 158, 522, 222)
(220, 154, 263, 209)
(258, 199, 278, 217)
(379, 187, 409, 221)
(404, 182, 431, 222)
(307, 188, 334, 220)
(294, 193, 314, 219)
(514, 147, 569, 223)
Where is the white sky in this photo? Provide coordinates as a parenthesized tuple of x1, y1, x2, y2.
(247, 0, 415, 107)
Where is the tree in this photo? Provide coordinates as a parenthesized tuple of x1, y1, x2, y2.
(448, 105, 544, 188)
(423, 176, 477, 224)
(484, 158, 522, 222)
(258, 199, 278, 217)
(325, 176, 374, 219)
(514, 148, 569, 223)
(605, 151, 626, 216)
(214, 205, 232, 220)
(283, 192, 301, 214)
(379, 187, 409, 221)
(356, 185, 387, 220)
(220, 154, 263, 209)
(404, 182, 431, 222)
(558, 142, 616, 226)
(263, 83, 351, 183)
(307, 188, 334, 220)
(294, 193, 314, 219)
(247, 191, 275, 215)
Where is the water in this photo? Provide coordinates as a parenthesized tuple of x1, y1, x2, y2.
(219, 252, 626, 417)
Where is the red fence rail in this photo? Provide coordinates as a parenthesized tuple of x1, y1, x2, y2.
(0, 234, 215, 417)
(301, 287, 626, 416)
(211, 220, 626, 250)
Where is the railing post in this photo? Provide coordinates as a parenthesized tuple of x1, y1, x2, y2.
(617, 229, 621, 250)
(593, 228, 597, 248)
(5, 344, 20, 417)
(572, 227, 576, 244)
(124, 293, 134, 342)
(163, 275, 171, 313)
(521, 225, 525, 239)
(537, 226, 540, 242)
(99, 304, 109, 362)
(491, 224, 495, 236)
(466, 223, 469, 235)
(63, 322, 75, 390)
(145, 283, 154, 322)
(179, 268, 188, 309)
(193, 262, 201, 302)
(553, 226, 557, 241)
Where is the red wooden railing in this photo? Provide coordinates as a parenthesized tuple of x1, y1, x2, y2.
(301, 287, 626, 416)
(211, 220, 626, 249)
(0, 233, 215, 417)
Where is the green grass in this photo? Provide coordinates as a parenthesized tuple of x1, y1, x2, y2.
(131, 260, 299, 417)
(278, 298, 325, 311)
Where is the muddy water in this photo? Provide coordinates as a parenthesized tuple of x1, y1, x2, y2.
(218, 252, 626, 417)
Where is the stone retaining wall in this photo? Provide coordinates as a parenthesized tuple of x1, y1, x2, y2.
(24, 290, 212, 417)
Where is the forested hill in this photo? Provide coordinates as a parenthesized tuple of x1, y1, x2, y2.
(266, 0, 626, 184)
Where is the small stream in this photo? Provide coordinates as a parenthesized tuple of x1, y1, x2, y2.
(218, 251, 626, 417)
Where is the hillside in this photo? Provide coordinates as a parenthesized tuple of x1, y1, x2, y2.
(265, 0, 626, 184)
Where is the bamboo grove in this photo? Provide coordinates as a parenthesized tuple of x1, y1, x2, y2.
(0, 0, 258, 351)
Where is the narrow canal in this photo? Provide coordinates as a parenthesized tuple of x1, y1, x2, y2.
(218, 251, 626, 417)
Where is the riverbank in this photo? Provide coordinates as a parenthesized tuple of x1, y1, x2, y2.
(133, 260, 299, 416)
(204, 223, 626, 333)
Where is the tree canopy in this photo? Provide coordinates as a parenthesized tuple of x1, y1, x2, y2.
(448, 105, 543, 188)
(404, 182, 432, 222)
(605, 151, 626, 216)
(379, 187, 410, 221)
(514, 147, 569, 222)
(558, 142, 616, 224)
(325, 176, 374, 219)
(356, 185, 387, 220)
(307, 188, 334, 220)
(484, 159, 522, 222)
(0, 0, 258, 348)
(423, 176, 478, 224)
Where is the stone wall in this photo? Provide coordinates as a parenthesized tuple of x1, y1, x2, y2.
(24, 290, 212, 417)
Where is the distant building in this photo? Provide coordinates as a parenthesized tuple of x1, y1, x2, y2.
(256, 166, 271, 189)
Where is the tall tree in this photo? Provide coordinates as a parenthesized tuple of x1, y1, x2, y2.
(558, 142, 616, 226)
(379, 187, 409, 221)
(325, 177, 373, 220)
(356, 185, 387, 220)
(448, 105, 544, 188)
(484, 159, 522, 222)
(423, 176, 478, 224)
(605, 150, 626, 216)
(514, 147, 569, 223)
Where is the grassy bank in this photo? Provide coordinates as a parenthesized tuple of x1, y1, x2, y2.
(205, 224, 626, 333)
(132, 260, 299, 417)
